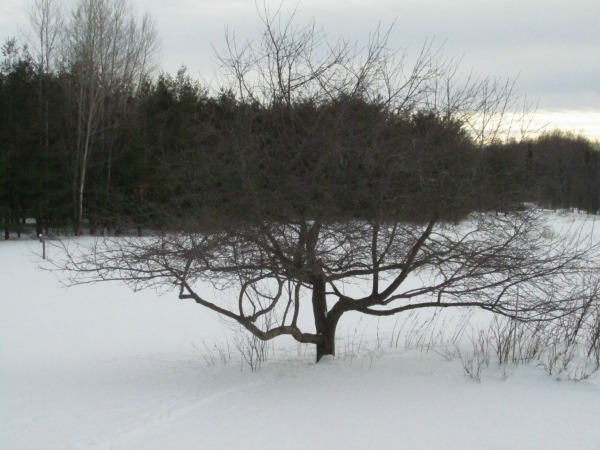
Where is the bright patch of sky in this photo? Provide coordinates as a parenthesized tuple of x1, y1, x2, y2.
(534, 110, 600, 141)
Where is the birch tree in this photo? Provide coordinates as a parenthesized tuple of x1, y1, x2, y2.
(26, 0, 63, 233)
(63, 0, 158, 233)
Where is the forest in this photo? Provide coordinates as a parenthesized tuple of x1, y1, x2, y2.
(0, 1, 599, 240)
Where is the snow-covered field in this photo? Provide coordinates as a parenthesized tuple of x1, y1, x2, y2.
(2, 214, 600, 449)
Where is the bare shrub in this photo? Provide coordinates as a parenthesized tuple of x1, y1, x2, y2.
(457, 330, 491, 382)
(194, 339, 231, 368)
(233, 314, 274, 372)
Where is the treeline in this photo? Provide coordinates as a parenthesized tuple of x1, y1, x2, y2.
(1, 0, 599, 239)
(489, 132, 600, 213)
(1, 39, 599, 239)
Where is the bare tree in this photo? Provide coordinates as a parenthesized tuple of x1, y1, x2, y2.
(62, 0, 158, 233)
(53, 7, 600, 362)
(27, 0, 63, 76)
(25, 0, 63, 233)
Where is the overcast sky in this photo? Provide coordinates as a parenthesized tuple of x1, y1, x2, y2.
(1, 0, 599, 139)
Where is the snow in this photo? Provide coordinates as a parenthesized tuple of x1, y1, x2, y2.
(1, 219, 600, 450)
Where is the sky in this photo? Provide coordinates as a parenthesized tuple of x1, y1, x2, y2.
(1, 0, 599, 140)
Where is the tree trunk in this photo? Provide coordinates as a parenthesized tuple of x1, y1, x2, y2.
(77, 130, 91, 235)
(316, 320, 337, 362)
(311, 274, 337, 362)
